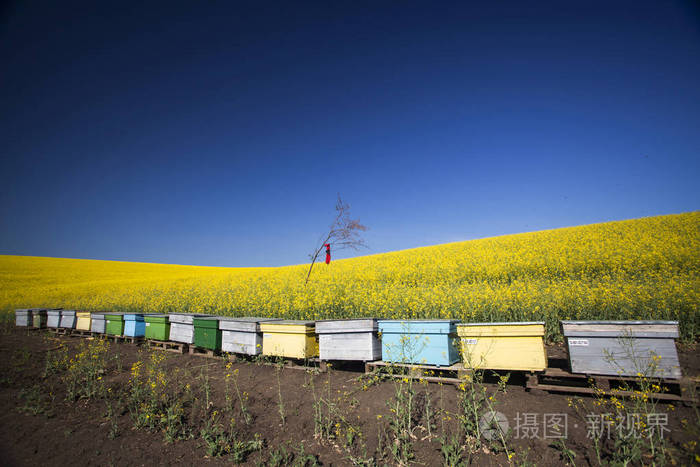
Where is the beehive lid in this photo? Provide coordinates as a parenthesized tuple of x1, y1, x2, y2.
(144, 314, 169, 323)
(457, 322, 545, 337)
(124, 313, 145, 321)
(316, 318, 378, 334)
(29, 308, 48, 314)
(61, 310, 76, 317)
(91, 312, 107, 320)
(218, 317, 282, 332)
(168, 313, 208, 324)
(561, 320, 679, 338)
(104, 313, 125, 320)
(260, 320, 315, 334)
(378, 319, 459, 334)
(15, 309, 29, 314)
(193, 316, 223, 328)
(76, 311, 91, 317)
(47, 310, 62, 316)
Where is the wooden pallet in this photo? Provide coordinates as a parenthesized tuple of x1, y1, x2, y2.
(284, 357, 323, 371)
(70, 329, 93, 338)
(54, 328, 72, 336)
(188, 346, 221, 358)
(526, 367, 698, 402)
(107, 335, 144, 345)
(147, 339, 189, 354)
(364, 361, 470, 384)
(240, 355, 322, 371)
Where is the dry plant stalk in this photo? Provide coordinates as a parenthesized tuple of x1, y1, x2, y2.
(305, 194, 368, 285)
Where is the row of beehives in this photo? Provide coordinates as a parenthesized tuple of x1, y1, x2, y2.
(14, 309, 683, 379)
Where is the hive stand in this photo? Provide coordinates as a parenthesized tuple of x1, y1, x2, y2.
(364, 360, 471, 385)
(147, 339, 189, 354)
(188, 346, 222, 359)
(71, 329, 93, 338)
(525, 367, 697, 402)
(107, 335, 144, 345)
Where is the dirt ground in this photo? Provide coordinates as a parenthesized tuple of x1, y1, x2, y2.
(0, 326, 698, 466)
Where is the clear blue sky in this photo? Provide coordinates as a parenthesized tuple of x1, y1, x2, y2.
(1, 1, 699, 267)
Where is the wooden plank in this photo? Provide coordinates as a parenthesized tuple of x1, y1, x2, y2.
(457, 323, 545, 337)
(316, 319, 377, 334)
(365, 360, 467, 385)
(459, 335, 547, 371)
(169, 323, 195, 344)
(566, 336, 682, 378)
(219, 317, 282, 333)
(70, 329, 93, 338)
(528, 383, 690, 402)
(561, 322, 679, 338)
(147, 339, 188, 354)
(261, 322, 318, 358)
(318, 332, 381, 361)
(222, 330, 261, 355)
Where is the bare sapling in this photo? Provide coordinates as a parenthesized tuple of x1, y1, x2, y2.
(305, 194, 368, 285)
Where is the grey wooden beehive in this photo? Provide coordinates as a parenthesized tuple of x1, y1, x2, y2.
(168, 313, 208, 344)
(15, 309, 30, 326)
(561, 320, 682, 379)
(90, 313, 107, 333)
(219, 317, 282, 355)
(59, 310, 77, 329)
(316, 318, 381, 362)
(47, 309, 62, 328)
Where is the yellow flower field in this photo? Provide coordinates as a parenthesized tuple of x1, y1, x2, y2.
(1, 212, 698, 341)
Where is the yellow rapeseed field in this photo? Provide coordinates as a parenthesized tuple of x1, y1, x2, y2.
(1, 212, 698, 341)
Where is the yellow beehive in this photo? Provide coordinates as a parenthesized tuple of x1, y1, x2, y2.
(260, 320, 318, 358)
(75, 311, 92, 331)
(457, 322, 547, 371)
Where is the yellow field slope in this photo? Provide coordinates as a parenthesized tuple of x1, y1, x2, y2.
(1, 212, 698, 341)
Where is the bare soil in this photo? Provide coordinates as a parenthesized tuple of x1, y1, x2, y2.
(0, 327, 697, 466)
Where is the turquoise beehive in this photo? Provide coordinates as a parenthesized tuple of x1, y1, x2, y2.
(124, 314, 146, 337)
(378, 319, 460, 366)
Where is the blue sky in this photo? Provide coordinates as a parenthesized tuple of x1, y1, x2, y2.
(1, 1, 699, 267)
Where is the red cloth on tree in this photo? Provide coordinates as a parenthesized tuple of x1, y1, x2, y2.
(324, 244, 331, 264)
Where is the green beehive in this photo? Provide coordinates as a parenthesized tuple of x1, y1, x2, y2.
(145, 314, 170, 341)
(193, 317, 222, 351)
(32, 309, 48, 328)
(105, 313, 125, 336)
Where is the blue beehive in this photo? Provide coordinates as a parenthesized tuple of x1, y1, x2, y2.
(124, 314, 146, 337)
(378, 319, 460, 366)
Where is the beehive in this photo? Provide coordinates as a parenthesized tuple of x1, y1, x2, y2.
(75, 311, 92, 331)
(15, 309, 30, 326)
(457, 322, 547, 371)
(47, 309, 62, 328)
(378, 320, 460, 366)
(193, 317, 223, 351)
(144, 314, 170, 341)
(219, 317, 282, 355)
(59, 310, 76, 329)
(32, 309, 48, 328)
(316, 319, 381, 361)
(168, 313, 208, 344)
(561, 321, 682, 379)
(104, 313, 125, 336)
(124, 314, 146, 337)
(260, 320, 318, 359)
(91, 313, 107, 334)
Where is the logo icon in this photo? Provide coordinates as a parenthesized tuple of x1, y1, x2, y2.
(479, 410, 509, 440)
